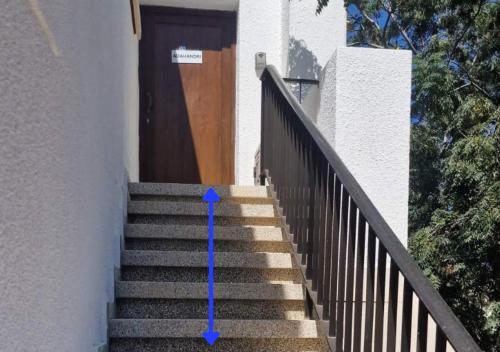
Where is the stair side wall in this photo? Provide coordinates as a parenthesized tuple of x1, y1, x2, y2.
(0, 1, 135, 351)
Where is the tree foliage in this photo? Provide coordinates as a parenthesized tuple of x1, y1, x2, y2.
(316, 0, 499, 349)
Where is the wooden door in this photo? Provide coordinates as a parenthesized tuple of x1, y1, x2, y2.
(139, 7, 236, 184)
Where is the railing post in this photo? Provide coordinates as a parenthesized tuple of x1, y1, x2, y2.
(259, 74, 266, 185)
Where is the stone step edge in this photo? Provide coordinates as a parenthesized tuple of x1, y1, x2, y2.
(129, 183, 271, 199)
(125, 224, 284, 242)
(121, 250, 295, 269)
(109, 319, 320, 339)
(128, 201, 276, 218)
(115, 281, 304, 300)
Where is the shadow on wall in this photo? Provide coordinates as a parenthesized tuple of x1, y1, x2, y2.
(288, 36, 322, 80)
(287, 37, 322, 103)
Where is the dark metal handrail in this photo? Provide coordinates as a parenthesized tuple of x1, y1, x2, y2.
(283, 77, 321, 84)
(260, 65, 481, 352)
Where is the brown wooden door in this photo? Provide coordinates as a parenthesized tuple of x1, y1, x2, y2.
(139, 7, 236, 185)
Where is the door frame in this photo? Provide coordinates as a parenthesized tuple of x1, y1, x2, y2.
(138, 6, 237, 184)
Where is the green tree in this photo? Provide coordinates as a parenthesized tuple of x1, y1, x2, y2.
(316, 0, 499, 349)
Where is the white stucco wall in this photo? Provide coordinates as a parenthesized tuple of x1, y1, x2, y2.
(235, 0, 290, 184)
(288, 0, 346, 79)
(308, 47, 412, 244)
(0, 0, 137, 351)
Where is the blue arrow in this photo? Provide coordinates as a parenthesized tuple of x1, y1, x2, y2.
(202, 188, 221, 345)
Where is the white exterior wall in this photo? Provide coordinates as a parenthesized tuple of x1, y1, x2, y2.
(306, 47, 412, 243)
(0, 1, 137, 351)
(235, 0, 289, 184)
(288, 0, 346, 79)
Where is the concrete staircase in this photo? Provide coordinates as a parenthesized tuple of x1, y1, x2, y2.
(108, 183, 327, 351)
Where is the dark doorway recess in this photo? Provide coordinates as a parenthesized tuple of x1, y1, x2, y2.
(139, 6, 236, 185)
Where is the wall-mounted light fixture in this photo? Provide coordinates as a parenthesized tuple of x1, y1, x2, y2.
(255, 52, 266, 78)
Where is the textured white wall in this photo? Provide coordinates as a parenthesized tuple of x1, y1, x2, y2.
(310, 47, 412, 244)
(288, 0, 346, 79)
(235, 0, 289, 184)
(125, 45, 140, 182)
(0, 0, 136, 351)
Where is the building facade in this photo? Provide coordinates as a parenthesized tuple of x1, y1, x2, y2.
(0, 1, 411, 351)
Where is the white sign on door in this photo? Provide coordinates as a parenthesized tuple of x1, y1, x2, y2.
(171, 49, 203, 64)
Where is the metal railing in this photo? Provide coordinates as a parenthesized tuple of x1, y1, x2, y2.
(259, 65, 481, 352)
(283, 77, 319, 103)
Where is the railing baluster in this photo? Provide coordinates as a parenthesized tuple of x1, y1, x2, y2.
(435, 327, 447, 352)
(335, 186, 350, 350)
(417, 301, 429, 352)
(401, 278, 413, 352)
(306, 140, 316, 277)
(364, 228, 376, 352)
(316, 158, 328, 303)
(281, 107, 288, 213)
(374, 242, 387, 352)
(291, 121, 300, 237)
(343, 198, 357, 352)
(353, 213, 366, 352)
(311, 148, 321, 288)
(328, 174, 342, 333)
(300, 136, 308, 258)
(296, 133, 305, 250)
(322, 170, 335, 320)
(287, 108, 292, 208)
(387, 258, 399, 352)
(288, 122, 296, 234)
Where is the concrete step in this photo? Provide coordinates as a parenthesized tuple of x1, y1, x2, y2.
(125, 237, 292, 252)
(109, 337, 326, 352)
(128, 201, 276, 218)
(125, 224, 284, 241)
(115, 282, 304, 300)
(129, 182, 271, 199)
(124, 224, 289, 252)
(121, 266, 301, 284)
(128, 214, 280, 226)
(109, 319, 321, 339)
(121, 250, 295, 269)
(116, 298, 305, 320)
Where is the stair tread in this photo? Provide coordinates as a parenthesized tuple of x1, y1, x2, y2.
(129, 183, 270, 198)
(125, 224, 284, 241)
(115, 281, 304, 300)
(128, 201, 275, 218)
(121, 250, 295, 269)
(109, 319, 320, 338)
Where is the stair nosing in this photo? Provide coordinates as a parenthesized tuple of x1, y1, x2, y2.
(128, 200, 276, 218)
(125, 224, 284, 242)
(121, 250, 295, 269)
(109, 318, 320, 339)
(115, 281, 304, 300)
(128, 182, 271, 199)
